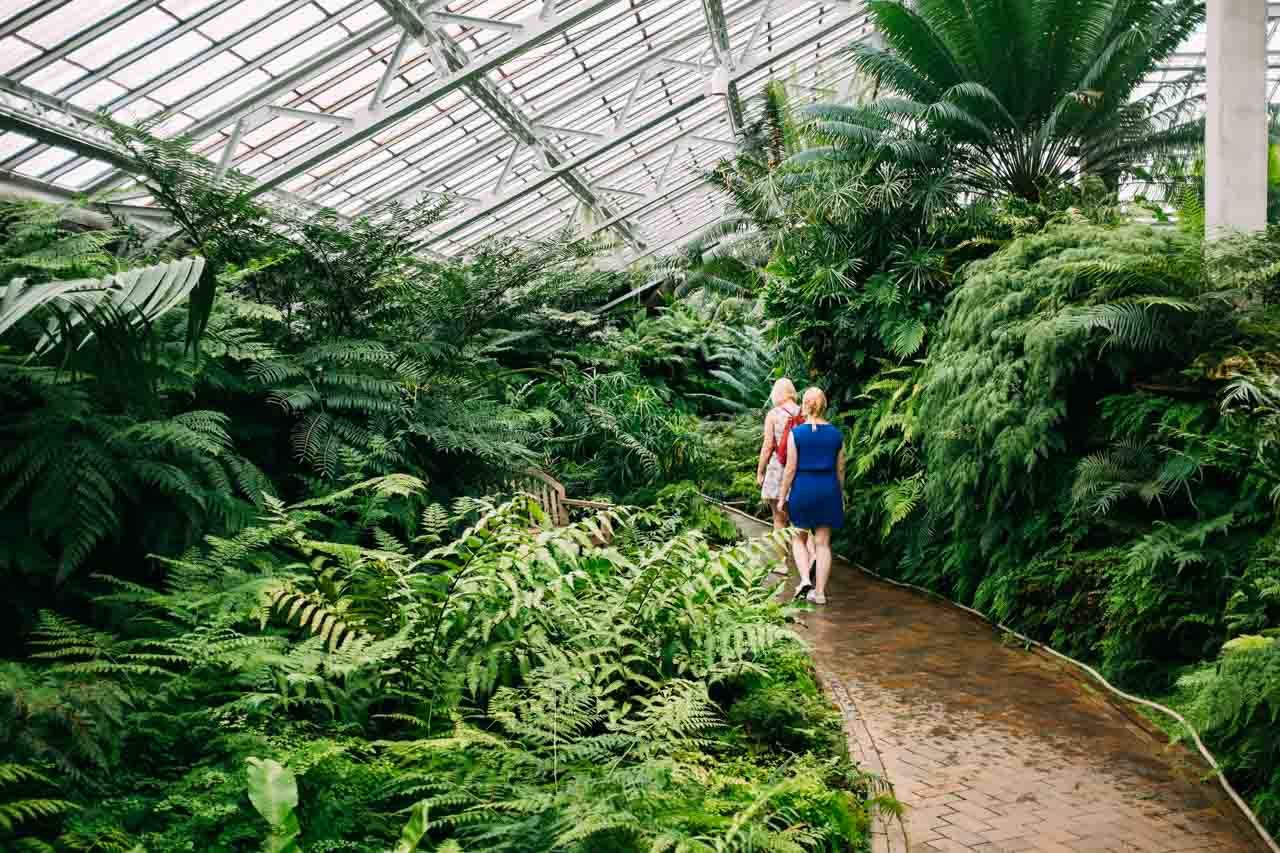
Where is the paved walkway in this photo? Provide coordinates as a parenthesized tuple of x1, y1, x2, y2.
(724, 509, 1265, 853)
(792, 564, 1266, 853)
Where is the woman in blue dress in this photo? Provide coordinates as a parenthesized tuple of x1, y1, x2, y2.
(778, 387, 845, 605)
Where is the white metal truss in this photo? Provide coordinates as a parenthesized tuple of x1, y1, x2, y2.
(3, 0, 1268, 264)
(382, 2, 650, 250)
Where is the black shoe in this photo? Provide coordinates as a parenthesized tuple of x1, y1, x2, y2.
(793, 581, 813, 602)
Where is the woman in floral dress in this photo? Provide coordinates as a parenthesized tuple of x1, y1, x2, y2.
(756, 378, 811, 577)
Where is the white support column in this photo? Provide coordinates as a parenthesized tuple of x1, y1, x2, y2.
(1206, 0, 1268, 235)
(215, 118, 245, 180)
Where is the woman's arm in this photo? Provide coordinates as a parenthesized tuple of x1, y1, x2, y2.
(836, 443, 846, 490)
(778, 433, 799, 504)
(756, 411, 775, 485)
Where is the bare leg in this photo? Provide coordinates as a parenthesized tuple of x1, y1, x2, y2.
(813, 526, 833, 599)
(768, 499, 788, 563)
(792, 530, 813, 586)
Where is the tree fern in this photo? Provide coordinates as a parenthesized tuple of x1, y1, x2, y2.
(0, 374, 272, 581)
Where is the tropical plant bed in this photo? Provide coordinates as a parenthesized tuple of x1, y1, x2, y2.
(3, 478, 875, 851)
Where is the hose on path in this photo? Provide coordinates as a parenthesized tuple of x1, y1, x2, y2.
(701, 494, 1280, 853)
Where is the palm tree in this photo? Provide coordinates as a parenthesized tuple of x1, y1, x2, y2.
(803, 0, 1204, 202)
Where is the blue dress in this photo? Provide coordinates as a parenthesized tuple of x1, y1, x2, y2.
(787, 423, 844, 529)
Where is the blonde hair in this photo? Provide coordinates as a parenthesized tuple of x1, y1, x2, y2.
(770, 378, 797, 407)
(802, 387, 827, 418)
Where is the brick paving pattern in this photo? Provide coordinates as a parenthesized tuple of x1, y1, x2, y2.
(791, 564, 1267, 853)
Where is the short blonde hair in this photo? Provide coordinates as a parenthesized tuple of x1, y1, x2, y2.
(802, 386, 827, 418)
(770, 377, 797, 407)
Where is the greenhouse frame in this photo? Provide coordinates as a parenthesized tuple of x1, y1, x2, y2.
(8, 1, 1280, 852)
(2, 0, 1278, 259)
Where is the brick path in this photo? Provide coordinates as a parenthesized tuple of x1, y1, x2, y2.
(789, 565, 1267, 853)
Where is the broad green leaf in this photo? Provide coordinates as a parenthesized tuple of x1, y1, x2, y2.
(394, 801, 430, 853)
(245, 757, 298, 828)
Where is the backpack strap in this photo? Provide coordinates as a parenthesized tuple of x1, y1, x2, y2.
(776, 410, 806, 465)
(769, 404, 799, 459)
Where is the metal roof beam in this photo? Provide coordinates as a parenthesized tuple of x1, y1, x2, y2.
(425, 29, 648, 251)
(0, 170, 173, 232)
(483, 98, 774, 247)
(344, 0, 800, 215)
(250, 0, 631, 196)
(15, 0, 334, 182)
(425, 8, 863, 245)
(0, 1, 68, 40)
(6, 0, 166, 81)
(54, 0, 244, 98)
(77, 1, 394, 194)
(431, 11, 525, 32)
(588, 174, 709, 237)
(0, 77, 354, 223)
(373, 0, 432, 38)
(436, 109, 740, 248)
(700, 0, 745, 137)
(0, 78, 135, 170)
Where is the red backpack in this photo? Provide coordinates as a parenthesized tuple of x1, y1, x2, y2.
(774, 410, 806, 466)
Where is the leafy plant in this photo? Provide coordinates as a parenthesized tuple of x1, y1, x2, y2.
(0, 257, 206, 352)
(808, 0, 1203, 201)
(12, 478, 874, 850)
(1176, 637, 1280, 829)
(246, 757, 302, 853)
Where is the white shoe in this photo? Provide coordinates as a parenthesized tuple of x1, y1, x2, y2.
(806, 590, 826, 605)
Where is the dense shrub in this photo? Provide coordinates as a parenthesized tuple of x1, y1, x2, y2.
(3, 482, 871, 850)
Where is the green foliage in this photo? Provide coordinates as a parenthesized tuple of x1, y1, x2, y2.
(0, 371, 271, 583)
(1176, 638, 1280, 830)
(0, 762, 76, 851)
(543, 367, 709, 494)
(815, 0, 1203, 202)
(0, 114, 881, 853)
(0, 200, 120, 285)
(699, 414, 768, 509)
(919, 225, 1215, 596)
(725, 646, 847, 757)
(12, 483, 872, 851)
(1135, 107, 1280, 231)
(102, 116, 281, 345)
(245, 757, 302, 853)
(645, 481, 741, 544)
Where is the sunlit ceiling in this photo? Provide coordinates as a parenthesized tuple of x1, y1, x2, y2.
(3, 2, 1276, 260)
(0, 0, 874, 261)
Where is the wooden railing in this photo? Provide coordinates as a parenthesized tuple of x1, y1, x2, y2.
(513, 468, 613, 528)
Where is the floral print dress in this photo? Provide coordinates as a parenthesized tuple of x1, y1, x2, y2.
(760, 403, 800, 501)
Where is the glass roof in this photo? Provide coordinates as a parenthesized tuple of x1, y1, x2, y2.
(1, 1, 1264, 258)
(0, 0, 870, 258)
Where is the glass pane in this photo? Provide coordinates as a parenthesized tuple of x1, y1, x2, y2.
(163, 0, 229, 18)
(23, 59, 87, 93)
(18, 0, 124, 47)
(263, 26, 349, 76)
(14, 147, 78, 178)
(148, 51, 244, 106)
(112, 31, 215, 88)
(341, 4, 387, 31)
(0, 133, 39, 161)
(181, 68, 273, 119)
(234, 5, 327, 60)
(69, 78, 130, 110)
(60, 159, 117, 189)
(67, 8, 176, 69)
(0, 38, 41, 74)
(198, 0, 295, 41)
